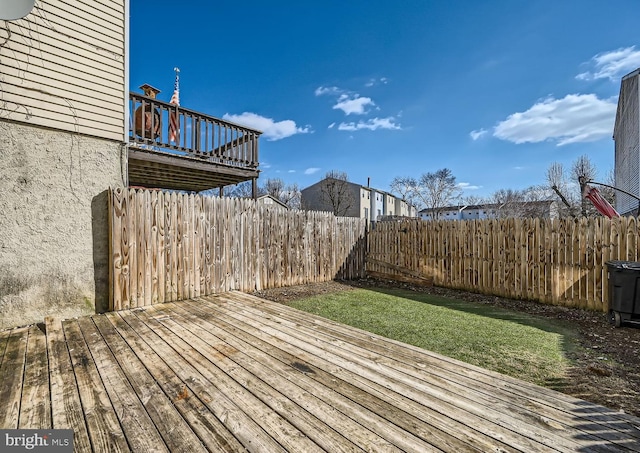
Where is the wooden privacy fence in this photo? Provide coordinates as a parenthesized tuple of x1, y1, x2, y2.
(368, 217, 640, 312)
(109, 188, 367, 311)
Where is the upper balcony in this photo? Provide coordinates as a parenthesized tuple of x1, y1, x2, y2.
(128, 89, 261, 193)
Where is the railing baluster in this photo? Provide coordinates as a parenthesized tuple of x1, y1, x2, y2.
(204, 119, 209, 156)
(128, 92, 260, 168)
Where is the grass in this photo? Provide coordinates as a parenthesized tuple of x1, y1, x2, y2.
(288, 287, 580, 386)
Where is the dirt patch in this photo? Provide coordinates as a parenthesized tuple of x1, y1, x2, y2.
(254, 278, 640, 417)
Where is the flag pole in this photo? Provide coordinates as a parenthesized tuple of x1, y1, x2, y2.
(174, 67, 180, 93)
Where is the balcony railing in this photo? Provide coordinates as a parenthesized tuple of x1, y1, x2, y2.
(129, 92, 260, 168)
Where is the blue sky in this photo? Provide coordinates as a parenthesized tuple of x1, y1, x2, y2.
(129, 1, 640, 198)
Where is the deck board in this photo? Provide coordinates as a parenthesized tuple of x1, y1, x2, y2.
(18, 326, 51, 429)
(159, 301, 414, 452)
(222, 292, 640, 450)
(115, 308, 288, 452)
(103, 312, 246, 452)
(87, 315, 207, 453)
(63, 319, 130, 452)
(0, 327, 29, 429)
(131, 305, 324, 453)
(196, 295, 582, 452)
(169, 299, 498, 452)
(75, 316, 171, 452)
(2, 292, 640, 452)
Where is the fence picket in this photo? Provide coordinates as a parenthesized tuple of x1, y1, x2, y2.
(109, 188, 367, 308)
(111, 188, 639, 313)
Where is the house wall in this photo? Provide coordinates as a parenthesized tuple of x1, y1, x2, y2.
(395, 199, 409, 217)
(0, 0, 126, 141)
(370, 190, 384, 220)
(359, 187, 371, 221)
(301, 184, 327, 212)
(301, 179, 361, 217)
(614, 71, 640, 216)
(383, 194, 395, 216)
(0, 0, 126, 329)
(0, 122, 124, 329)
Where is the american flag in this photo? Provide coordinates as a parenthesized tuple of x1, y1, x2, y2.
(169, 67, 180, 143)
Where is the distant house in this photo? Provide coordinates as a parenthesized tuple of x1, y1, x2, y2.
(614, 68, 640, 216)
(301, 178, 416, 221)
(256, 194, 289, 210)
(418, 201, 558, 221)
(1, 1, 261, 329)
(394, 198, 416, 218)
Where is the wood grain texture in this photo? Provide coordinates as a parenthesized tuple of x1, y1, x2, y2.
(110, 189, 367, 310)
(6, 295, 640, 452)
(367, 217, 640, 312)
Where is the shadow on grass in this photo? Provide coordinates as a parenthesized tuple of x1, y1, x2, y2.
(333, 283, 582, 391)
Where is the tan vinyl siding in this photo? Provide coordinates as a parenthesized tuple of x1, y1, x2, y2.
(0, 0, 125, 141)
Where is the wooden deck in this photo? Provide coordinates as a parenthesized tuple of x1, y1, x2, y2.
(1, 292, 639, 452)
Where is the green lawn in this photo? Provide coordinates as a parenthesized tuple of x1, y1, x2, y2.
(288, 287, 579, 386)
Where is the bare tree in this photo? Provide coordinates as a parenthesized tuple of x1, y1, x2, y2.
(547, 162, 573, 216)
(389, 176, 419, 207)
(279, 182, 302, 210)
(546, 161, 581, 217)
(225, 178, 301, 209)
(489, 186, 552, 218)
(228, 181, 262, 198)
(545, 155, 604, 218)
(416, 168, 462, 219)
(263, 178, 285, 199)
(572, 155, 598, 217)
(490, 188, 525, 218)
(389, 169, 462, 217)
(461, 194, 488, 206)
(602, 168, 616, 207)
(319, 170, 354, 216)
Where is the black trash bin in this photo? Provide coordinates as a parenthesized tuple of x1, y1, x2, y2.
(606, 260, 640, 327)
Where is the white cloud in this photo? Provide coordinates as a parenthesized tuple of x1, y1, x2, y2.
(328, 122, 336, 129)
(365, 77, 389, 87)
(493, 94, 616, 146)
(337, 117, 401, 131)
(576, 46, 640, 81)
(261, 162, 271, 169)
(513, 166, 525, 170)
(222, 112, 311, 141)
(333, 95, 375, 115)
(470, 129, 488, 140)
(315, 86, 342, 96)
(288, 170, 296, 173)
(458, 182, 482, 190)
(304, 167, 321, 175)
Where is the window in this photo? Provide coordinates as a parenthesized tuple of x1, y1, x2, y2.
(364, 207, 369, 219)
